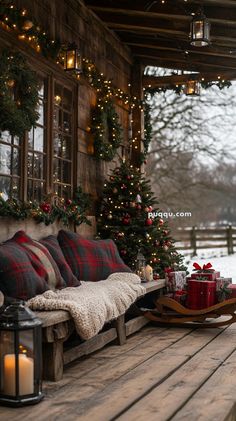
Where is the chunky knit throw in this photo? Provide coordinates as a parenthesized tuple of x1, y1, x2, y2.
(27, 273, 145, 340)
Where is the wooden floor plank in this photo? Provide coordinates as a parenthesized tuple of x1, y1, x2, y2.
(0, 326, 193, 420)
(171, 347, 236, 421)
(116, 323, 236, 421)
(16, 327, 227, 421)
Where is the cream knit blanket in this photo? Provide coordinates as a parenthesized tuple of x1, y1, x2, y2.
(27, 273, 145, 340)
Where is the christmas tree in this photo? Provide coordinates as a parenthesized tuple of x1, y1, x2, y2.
(97, 160, 186, 277)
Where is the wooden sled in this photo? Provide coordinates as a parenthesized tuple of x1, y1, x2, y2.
(143, 296, 236, 328)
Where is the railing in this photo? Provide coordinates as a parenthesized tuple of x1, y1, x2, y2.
(173, 226, 236, 256)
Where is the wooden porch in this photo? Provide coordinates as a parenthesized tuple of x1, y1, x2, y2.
(1, 322, 236, 421)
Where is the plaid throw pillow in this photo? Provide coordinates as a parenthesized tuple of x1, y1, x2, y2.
(12, 231, 65, 290)
(40, 235, 81, 287)
(0, 241, 49, 300)
(58, 230, 131, 282)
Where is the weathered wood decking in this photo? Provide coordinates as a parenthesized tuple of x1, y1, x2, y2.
(1, 323, 236, 421)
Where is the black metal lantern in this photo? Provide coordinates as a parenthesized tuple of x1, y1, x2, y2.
(64, 43, 82, 73)
(185, 80, 201, 96)
(190, 12, 210, 47)
(0, 301, 43, 407)
(136, 251, 146, 281)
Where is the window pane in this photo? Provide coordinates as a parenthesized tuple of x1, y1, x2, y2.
(28, 152, 33, 177)
(33, 153, 44, 179)
(34, 127, 44, 152)
(0, 131, 11, 144)
(0, 144, 11, 175)
(12, 178, 20, 198)
(62, 161, 71, 184)
(38, 99, 44, 126)
(63, 113, 71, 134)
(0, 177, 10, 198)
(62, 137, 71, 159)
(12, 148, 20, 175)
(63, 88, 72, 111)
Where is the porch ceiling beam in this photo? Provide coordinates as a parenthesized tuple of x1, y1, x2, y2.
(87, 5, 236, 27)
(132, 47, 236, 70)
(138, 55, 236, 73)
(125, 39, 236, 60)
(84, 0, 236, 11)
(142, 73, 236, 89)
(103, 17, 236, 43)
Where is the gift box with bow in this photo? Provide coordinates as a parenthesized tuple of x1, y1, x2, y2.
(191, 262, 220, 282)
(187, 279, 216, 310)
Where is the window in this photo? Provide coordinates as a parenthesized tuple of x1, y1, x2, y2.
(53, 83, 74, 199)
(27, 80, 46, 202)
(0, 72, 76, 203)
(0, 132, 21, 200)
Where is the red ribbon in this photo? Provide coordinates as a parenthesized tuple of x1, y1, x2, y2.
(193, 262, 214, 272)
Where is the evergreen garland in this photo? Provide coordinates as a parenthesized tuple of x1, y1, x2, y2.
(0, 49, 40, 137)
(91, 99, 123, 161)
(0, 187, 91, 227)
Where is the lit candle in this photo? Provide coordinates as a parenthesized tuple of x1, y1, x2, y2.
(145, 265, 153, 282)
(3, 354, 34, 396)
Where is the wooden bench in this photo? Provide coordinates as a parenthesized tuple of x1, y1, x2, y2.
(35, 279, 165, 381)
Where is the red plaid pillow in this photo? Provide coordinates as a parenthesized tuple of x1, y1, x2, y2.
(58, 230, 131, 282)
(12, 231, 65, 290)
(40, 235, 80, 287)
(0, 241, 49, 300)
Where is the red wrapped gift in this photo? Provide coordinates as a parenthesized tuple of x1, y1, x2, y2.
(187, 279, 216, 310)
(216, 277, 232, 291)
(228, 284, 236, 298)
(173, 290, 188, 306)
(191, 272, 220, 282)
(191, 262, 220, 282)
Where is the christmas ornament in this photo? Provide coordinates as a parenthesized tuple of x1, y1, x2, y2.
(145, 218, 153, 226)
(126, 175, 131, 180)
(40, 202, 51, 213)
(117, 232, 124, 238)
(136, 194, 142, 203)
(130, 201, 136, 208)
(159, 218, 164, 226)
(136, 204, 142, 210)
(153, 257, 160, 264)
(154, 240, 160, 247)
(163, 230, 169, 236)
(65, 199, 72, 205)
(122, 217, 130, 225)
(163, 245, 169, 251)
(22, 20, 34, 30)
(121, 184, 127, 190)
(153, 273, 160, 280)
(120, 249, 127, 256)
(144, 207, 150, 212)
(113, 188, 118, 194)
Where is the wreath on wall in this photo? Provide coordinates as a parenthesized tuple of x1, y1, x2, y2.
(91, 99, 123, 161)
(0, 49, 40, 137)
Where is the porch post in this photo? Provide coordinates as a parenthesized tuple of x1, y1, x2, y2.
(130, 60, 144, 167)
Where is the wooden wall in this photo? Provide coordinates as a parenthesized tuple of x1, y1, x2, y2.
(0, 0, 133, 238)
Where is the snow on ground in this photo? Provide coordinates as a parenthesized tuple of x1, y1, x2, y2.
(182, 248, 236, 283)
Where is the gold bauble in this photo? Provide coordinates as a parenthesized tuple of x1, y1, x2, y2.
(22, 20, 34, 31)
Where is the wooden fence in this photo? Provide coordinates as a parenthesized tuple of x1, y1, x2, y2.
(173, 226, 236, 256)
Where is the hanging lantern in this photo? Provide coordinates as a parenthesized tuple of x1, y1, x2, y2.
(0, 301, 44, 407)
(190, 12, 210, 47)
(185, 80, 201, 96)
(64, 43, 82, 73)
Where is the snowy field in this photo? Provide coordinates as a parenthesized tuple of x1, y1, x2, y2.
(182, 248, 236, 283)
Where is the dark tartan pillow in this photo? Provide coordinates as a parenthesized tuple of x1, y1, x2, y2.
(12, 231, 65, 290)
(0, 241, 49, 300)
(40, 235, 81, 287)
(58, 230, 131, 282)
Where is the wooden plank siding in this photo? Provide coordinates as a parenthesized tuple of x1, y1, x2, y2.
(0, 0, 134, 237)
